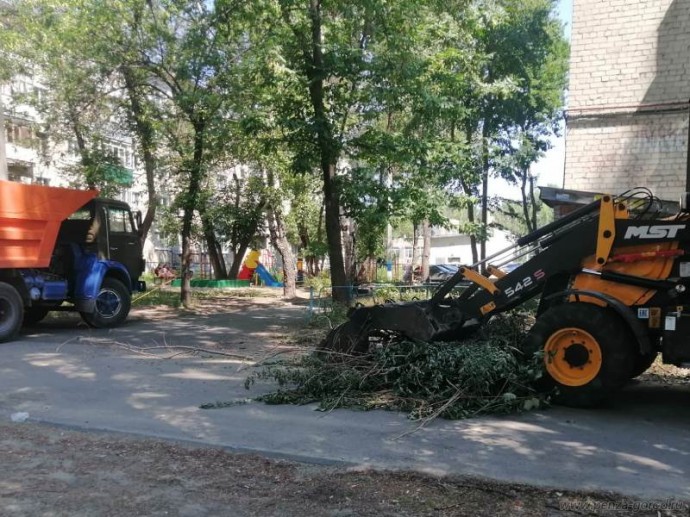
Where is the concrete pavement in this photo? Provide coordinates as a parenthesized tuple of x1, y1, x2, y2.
(1, 302, 689, 500)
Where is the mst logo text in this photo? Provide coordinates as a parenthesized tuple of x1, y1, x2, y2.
(624, 224, 686, 239)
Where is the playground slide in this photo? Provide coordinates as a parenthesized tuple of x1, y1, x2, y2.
(255, 263, 283, 287)
(237, 249, 260, 280)
(237, 264, 253, 280)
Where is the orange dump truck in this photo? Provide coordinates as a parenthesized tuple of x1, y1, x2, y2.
(0, 180, 145, 342)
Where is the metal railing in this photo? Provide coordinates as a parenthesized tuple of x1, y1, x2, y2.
(307, 283, 468, 316)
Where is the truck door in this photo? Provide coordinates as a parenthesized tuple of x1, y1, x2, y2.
(104, 204, 144, 282)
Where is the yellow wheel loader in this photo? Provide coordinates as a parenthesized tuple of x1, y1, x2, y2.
(321, 190, 690, 407)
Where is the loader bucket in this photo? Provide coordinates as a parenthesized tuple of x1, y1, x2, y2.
(319, 300, 477, 354)
(0, 180, 99, 269)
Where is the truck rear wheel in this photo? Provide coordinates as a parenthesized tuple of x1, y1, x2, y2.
(80, 278, 131, 328)
(0, 282, 24, 342)
(523, 302, 634, 407)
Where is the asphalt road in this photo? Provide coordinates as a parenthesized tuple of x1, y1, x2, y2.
(1, 302, 689, 500)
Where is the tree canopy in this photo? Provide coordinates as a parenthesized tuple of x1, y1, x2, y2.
(0, 0, 568, 301)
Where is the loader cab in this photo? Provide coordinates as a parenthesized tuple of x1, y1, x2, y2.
(59, 199, 145, 283)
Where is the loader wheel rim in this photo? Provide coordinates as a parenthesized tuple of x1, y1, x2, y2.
(544, 328, 602, 387)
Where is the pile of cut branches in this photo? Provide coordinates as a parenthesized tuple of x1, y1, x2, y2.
(245, 311, 550, 420)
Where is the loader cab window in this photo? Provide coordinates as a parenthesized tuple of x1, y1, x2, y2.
(107, 207, 134, 234)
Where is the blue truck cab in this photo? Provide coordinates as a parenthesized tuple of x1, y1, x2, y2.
(19, 198, 146, 330)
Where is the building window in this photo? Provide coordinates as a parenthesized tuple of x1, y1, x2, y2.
(6, 121, 38, 148)
(7, 162, 34, 183)
(32, 86, 47, 104)
(103, 141, 134, 169)
(10, 80, 29, 95)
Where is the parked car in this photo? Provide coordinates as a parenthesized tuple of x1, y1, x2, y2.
(426, 264, 460, 284)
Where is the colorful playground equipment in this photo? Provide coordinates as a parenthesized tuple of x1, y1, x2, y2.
(237, 250, 283, 287)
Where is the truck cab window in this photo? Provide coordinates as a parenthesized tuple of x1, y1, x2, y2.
(108, 208, 133, 234)
(68, 208, 92, 220)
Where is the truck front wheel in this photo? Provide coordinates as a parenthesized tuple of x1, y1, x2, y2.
(522, 302, 635, 407)
(0, 282, 24, 342)
(81, 278, 131, 328)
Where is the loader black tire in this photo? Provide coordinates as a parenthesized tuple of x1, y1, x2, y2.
(522, 302, 635, 408)
(0, 282, 24, 343)
(630, 351, 658, 379)
(80, 278, 131, 329)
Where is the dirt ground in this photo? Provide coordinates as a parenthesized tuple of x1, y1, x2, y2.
(2, 291, 688, 516)
(1, 422, 688, 517)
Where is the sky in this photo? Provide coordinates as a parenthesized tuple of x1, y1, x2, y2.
(491, 0, 573, 199)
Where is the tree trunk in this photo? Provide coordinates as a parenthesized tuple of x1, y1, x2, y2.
(267, 207, 297, 298)
(313, 201, 324, 275)
(480, 124, 489, 267)
(180, 216, 193, 306)
(459, 125, 479, 264)
(460, 178, 479, 264)
(200, 212, 227, 279)
(529, 175, 539, 232)
(228, 243, 249, 279)
(67, 104, 93, 186)
(121, 65, 157, 245)
(517, 169, 540, 234)
(180, 121, 205, 307)
(317, 125, 348, 302)
(265, 168, 296, 298)
(421, 219, 431, 283)
(306, 0, 349, 303)
(409, 222, 418, 285)
(341, 216, 357, 283)
(520, 167, 533, 233)
(198, 190, 227, 279)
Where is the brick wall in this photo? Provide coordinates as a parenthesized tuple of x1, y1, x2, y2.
(565, 0, 690, 201)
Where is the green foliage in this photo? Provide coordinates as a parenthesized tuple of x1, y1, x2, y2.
(304, 270, 332, 292)
(353, 209, 388, 262)
(132, 289, 182, 308)
(307, 302, 351, 331)
(133, 287, 266, 308)
(371, 286, 400, 303)
(208, 173, 267, 256)
(493, 195, 554, 240)
(1, 0, 568, 289)
(246, 312, 548, 419)
(64, 147, 131, 198)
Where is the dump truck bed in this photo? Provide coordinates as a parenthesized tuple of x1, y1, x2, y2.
(0, 180, 98, 269)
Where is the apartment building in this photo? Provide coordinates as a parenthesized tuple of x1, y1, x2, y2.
(565, 0, 690, 201)
(0, 74, 167, 264)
